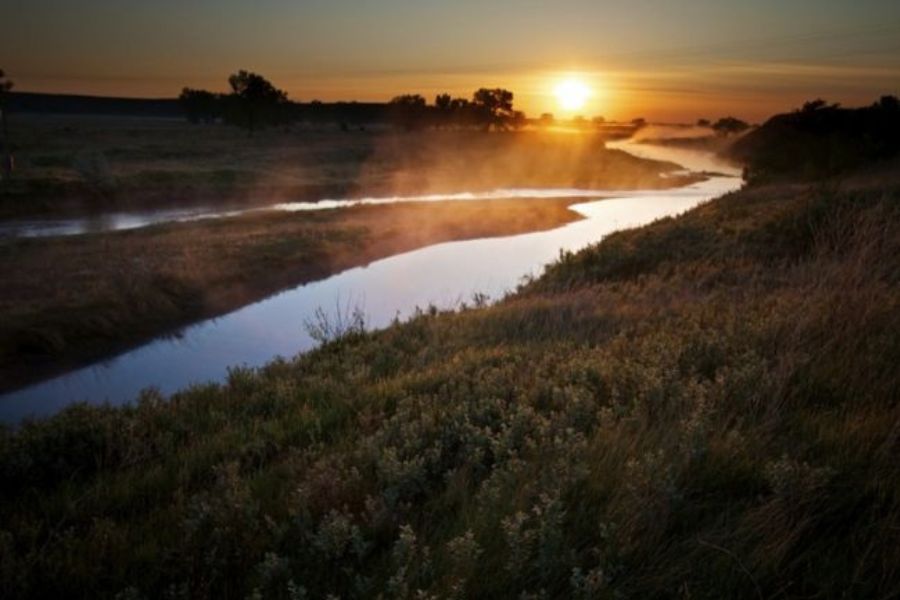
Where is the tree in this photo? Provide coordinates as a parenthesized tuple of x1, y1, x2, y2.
(389, 94, 427, 130)
(876, 95, 899, 112)
(712, 116, 750, 136)
(435, 93, 452, 111)
(224, 70, 289, 134)
(472, 88, 515, 130)
(697, 118, 711, 127)
(510, 110, 527, 130)
(632, 117, 647, 128)
(433, 93, 453, 128)
(449, 98, 470, 111)
(390, 94, 426, 108)
(539, 113, 555, 128)
(0, 69, 13, 180)
(445, 97, 474, 128)
(801, 99, 828, 112)
(179, 88, 221, 124)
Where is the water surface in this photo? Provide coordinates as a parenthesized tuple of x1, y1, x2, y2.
(0, 140, 741, 423)
(0, 131, 738, 239)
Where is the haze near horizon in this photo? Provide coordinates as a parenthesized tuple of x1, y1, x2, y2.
(3, 0, 899, 121)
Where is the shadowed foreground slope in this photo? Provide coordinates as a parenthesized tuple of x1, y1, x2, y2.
(1, 169, 899, 598)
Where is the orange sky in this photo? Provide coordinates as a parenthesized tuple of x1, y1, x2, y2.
(4, 0, 900, 122)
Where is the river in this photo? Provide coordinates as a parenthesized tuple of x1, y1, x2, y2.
(0, 137, 741, 423)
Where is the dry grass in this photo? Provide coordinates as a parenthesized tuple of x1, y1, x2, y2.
(0, 197, 581, 391)
(1, 162, 897, 598)
(0, 115, 691, 218)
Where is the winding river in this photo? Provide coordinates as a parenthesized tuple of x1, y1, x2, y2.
(0, 137, 741, 424)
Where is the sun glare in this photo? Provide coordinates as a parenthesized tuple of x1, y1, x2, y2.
(554, 77, 591, 112)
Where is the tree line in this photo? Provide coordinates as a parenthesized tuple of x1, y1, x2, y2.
(180, 70, 290, 133)
(696, 116, 751, 136)
(388, 89, 526, 131)
(180, 70, 527, 133)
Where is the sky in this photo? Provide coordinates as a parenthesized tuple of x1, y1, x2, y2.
(3, 0, 900, 122)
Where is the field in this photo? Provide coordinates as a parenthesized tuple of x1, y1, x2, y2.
(0, 116, 695, 391)
(0, 116, 691, 218)
(1, 157, 897, 597)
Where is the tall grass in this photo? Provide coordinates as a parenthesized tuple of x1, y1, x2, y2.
(1, 175, 898, 598)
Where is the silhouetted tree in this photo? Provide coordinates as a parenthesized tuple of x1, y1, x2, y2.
(712, 116, 750, 136)
(697, 118, 711, 127)
(434, 93, 453, 128)
(801, 99, 828, 113)
(389, 94, 427, 130)
(390, 94, 426, 107)
(179, 88, 221, 124)
(435, 93, 452, 111)
(510, 111, 527, 130)
(632, 117, 647, 128)
(0, 69, 13, 180)
(224, 70, 289, 134)
(876, 95, 899, 112)
(472, 88, 514, 130)
(438, 97, 472, 128)
(592, 116, 606, 126)
(449, 98, 470, 111)
(539, 113, 555, 127)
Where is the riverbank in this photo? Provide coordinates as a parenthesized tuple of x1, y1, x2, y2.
(0, 196, 582, 393)
(1, 158, 897, 597)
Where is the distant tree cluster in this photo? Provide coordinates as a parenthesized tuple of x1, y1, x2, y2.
(388, 94, 427, 130)
(179, 88, 220, 124)
(389, 88, 525, 131)
(696, 117, 750, 135)
(179, 70, 290, 134)
(711, 116, 750, 136)
(179, 72, 529, 133)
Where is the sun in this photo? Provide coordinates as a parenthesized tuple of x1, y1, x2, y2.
(554, 77, 591, 112)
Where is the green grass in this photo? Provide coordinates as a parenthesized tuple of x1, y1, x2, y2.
(1, 170, 898, 598)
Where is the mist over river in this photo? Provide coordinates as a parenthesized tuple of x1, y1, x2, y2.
(0, 136, 741, 423)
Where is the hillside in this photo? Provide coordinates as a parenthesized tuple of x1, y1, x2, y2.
(729, 96, 900, 182)
(1, 149, 898, 597)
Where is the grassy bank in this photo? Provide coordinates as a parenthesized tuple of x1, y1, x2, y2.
(0, 196, 583, 392)
(1, 159, 897, 597)
(0, 116, 692, 219)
